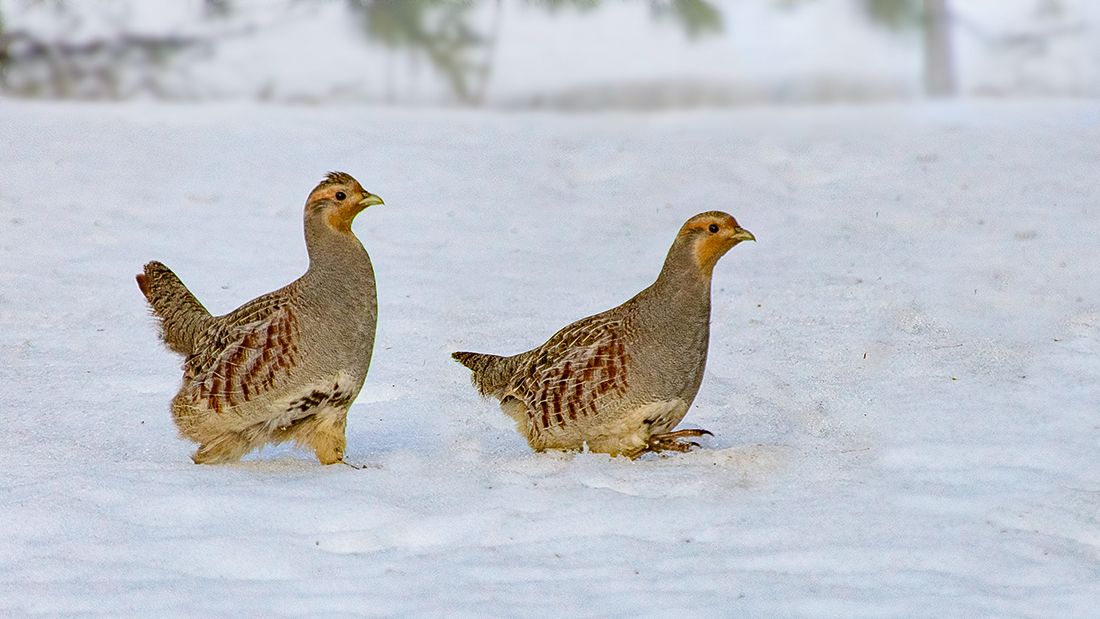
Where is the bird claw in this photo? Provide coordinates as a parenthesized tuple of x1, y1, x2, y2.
(339, 459, 374, 470)
(627, 428, 713, 459)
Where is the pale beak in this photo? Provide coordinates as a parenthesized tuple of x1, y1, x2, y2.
(359, 193, 384, 207)
(731, 227, 755, 242)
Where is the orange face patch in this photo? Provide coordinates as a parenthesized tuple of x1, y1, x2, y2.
(692, 234, 737, 275)
(305, 182, 368, 234)
(325, 206, 359, 233)
(680, 212, 741, 275)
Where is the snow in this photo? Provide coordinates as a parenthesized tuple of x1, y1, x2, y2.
(1, 99, 1098, 616)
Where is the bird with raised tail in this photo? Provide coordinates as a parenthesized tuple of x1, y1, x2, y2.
(453, 211, 755, 459)
(137, 172, 384, 465)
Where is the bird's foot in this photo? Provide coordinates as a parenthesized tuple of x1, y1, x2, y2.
(309, 432, 347, 465)
(191, 437, 250, 464)
(627, 428, 713, 460)
(339, 459, 378, 470)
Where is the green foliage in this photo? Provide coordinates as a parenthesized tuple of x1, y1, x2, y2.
(1, 0, 727, 102)
(531, 0, 604, 13)
(347, 0, 486, 102)
(531, 0, 723, 38)
(0, 5, 6, 72)
(346, 0, 724, 103)
(649, 0, 724, 40)
(203, 0, 235, 19)
(860, 0, 923, 31)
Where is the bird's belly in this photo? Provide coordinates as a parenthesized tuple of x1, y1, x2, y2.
(339, 304, 378, 369)
(300, 304, 376, 378)
(632, 326, 709, 405)
(539, 399, 688, 455)
(277, 370, 359, 418)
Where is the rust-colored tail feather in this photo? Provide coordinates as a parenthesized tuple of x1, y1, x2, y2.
(452, 351, 516, 398)
(137, 261, 213, 356)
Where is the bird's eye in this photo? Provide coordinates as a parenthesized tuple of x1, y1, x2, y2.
(708, 223, 720, 233)
(335, 191, 347, 201)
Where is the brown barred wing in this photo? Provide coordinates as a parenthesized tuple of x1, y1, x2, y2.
(180, 302, 301, 413)
(509, 317, 631, 434)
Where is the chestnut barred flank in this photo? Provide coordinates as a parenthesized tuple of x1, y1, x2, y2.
(517, 318, 630, 432)
(453, 318, 630, 433)
(181, 303, 301, 414)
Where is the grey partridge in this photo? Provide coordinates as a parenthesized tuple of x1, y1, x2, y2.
(453, 211, 754, 458)
(137, 172, 383, 464)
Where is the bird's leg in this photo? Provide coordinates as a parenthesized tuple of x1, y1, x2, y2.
(309, 430, 346, 465)
(191, 434, 251, 464)
(653, 428, 713, 442)
(304, 413, 348, 465)
(627, 428, 713, 459)
(273, 407, 348, 465)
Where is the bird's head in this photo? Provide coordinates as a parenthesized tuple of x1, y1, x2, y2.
(677, 211, 755, 276)
(304, 171, 384, 233)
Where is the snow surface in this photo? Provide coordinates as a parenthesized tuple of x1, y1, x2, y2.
(1, 99, 1098, 616)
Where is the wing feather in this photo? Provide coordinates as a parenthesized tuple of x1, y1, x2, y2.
(180, 302, 301, 413)
(507, 316, 631, 434)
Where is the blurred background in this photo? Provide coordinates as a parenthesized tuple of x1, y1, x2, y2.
(1, 0, 1097, 108)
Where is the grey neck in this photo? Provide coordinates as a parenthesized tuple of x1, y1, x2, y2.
(303, 213, 368, 271)
(637, 236, 712, 326)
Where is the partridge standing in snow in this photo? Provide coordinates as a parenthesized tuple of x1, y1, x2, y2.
(453, 212, 754, 458)
(137, 172, 384, 464)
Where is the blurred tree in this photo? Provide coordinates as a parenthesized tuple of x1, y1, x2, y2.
(345, 0, 721, 103)
(861, 0, 923, 30)
(347, 0, 722, 104)
(0, 28, 203, 98)
(534, 0, 603, 12)
(1, 0, 720, 103)
(649, 0, 724, 40)
(1, 7, 7, 67)
(203, 0, 235, 19)
(346, 0, 489, 103)
(921, 0, 955, 95)
(538, 0, 722, 39)
(856, 0, 956, 96)
(0, 1, 218, 98)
